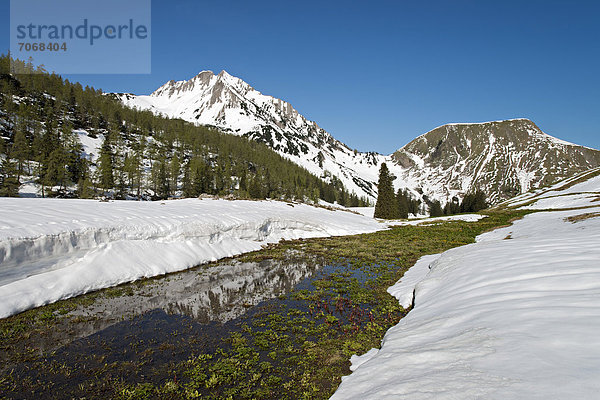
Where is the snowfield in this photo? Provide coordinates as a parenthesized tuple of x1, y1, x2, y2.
(0, 198, 383, 318)
(332, 172, 600, 399)
(387, 214, 485, 226)
(502, 167, 600, 208)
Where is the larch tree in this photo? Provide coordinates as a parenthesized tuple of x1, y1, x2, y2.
(97, 134, 115, 191)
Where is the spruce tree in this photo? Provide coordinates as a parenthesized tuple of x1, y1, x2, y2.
(443, 196, 461, 215)
(461, 190, 487, 212)
(472, 190, 487, 211)
(310, 187, 320, 204)
(181, 159, 193, 197)
(131, 135, 146, 198)
(429, 200, 443, 217)
(183, 157, 207, 197)
(374, 163, 398, 219)
(396, 188, 409, 219)
(64, 126, 84, 184)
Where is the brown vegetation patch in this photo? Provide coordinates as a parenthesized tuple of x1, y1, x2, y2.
(564, 212, 600, 223)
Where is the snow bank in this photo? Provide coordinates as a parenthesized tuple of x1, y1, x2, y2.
(349, 348, 380, 372)
(348, 207, 375, 218)
(332, 207, 484, 224)
(387, 214, 485, 226)
(386, 253, 441, 308)
(520, 193, 600, 210)
(333, 203, 600, 397)
(0, 198, 383, 318)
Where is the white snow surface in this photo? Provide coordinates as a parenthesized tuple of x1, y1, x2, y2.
(0, 198, 383, 318)
(349, 348, 380, 373)
(332, 178, 600, 399)
(76, 129, 103, 161)
(387, 253, 441, 309)
(387, 214, 485, 226)
(348, 207, 375, 218)
(503, 167, 600, 208)
(520, 193, 600, 210)
(348, 209, 483, 224)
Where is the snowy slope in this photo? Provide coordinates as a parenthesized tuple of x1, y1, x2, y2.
(332, 172, 600, 399)
(118, 71, 383, 200)
(117, 71, 600, 206)
(0, 198, 383, 318)
(501, 167, 600, 209)
(392, 119, 600, 204)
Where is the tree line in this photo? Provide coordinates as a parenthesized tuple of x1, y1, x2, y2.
(0, 55, 369, 206)
(373, 163, 487, 219)
(373, 163, 422, 219)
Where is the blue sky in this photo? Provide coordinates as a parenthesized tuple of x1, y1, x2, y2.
(1, 0, 599, 153)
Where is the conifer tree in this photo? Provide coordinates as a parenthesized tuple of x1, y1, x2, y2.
(77, 158, 95, 199)
(396, 188, 409, 219)
(374, 163, 398, 219)
(45, 147, 68, 192)
(310, 187, 320, 204)
(248, 176, 264, 199)
(238, 169, 247, 192)
(0, 156, 20, 197)
(151, 161, 166, 199)
(460, 190, 487, 213)
(12, 126, 29, 181)
(183, 157, 209, 197)
(443, 196, 461, 215)
(130, 135, 146, 198)
(170, 154, 180, 196)
(64, 125, 85, 184)
(97, 135, 114, 191)
(429, 200, 443, 217)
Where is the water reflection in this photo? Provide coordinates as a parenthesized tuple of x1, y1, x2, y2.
(2, 254, 327, 398)
(73, 256, 318, 325)
(16, 254, 317, 355)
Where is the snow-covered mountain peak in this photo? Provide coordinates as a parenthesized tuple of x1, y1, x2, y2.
(216, 69, 236, 80)
(117, 70, 382, 197)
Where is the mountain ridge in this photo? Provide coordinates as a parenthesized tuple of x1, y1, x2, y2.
(393, 118, 600, 204)
(118, 70, 600, 206)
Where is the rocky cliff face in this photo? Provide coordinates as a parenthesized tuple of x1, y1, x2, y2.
(392, 119, 600, 204)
